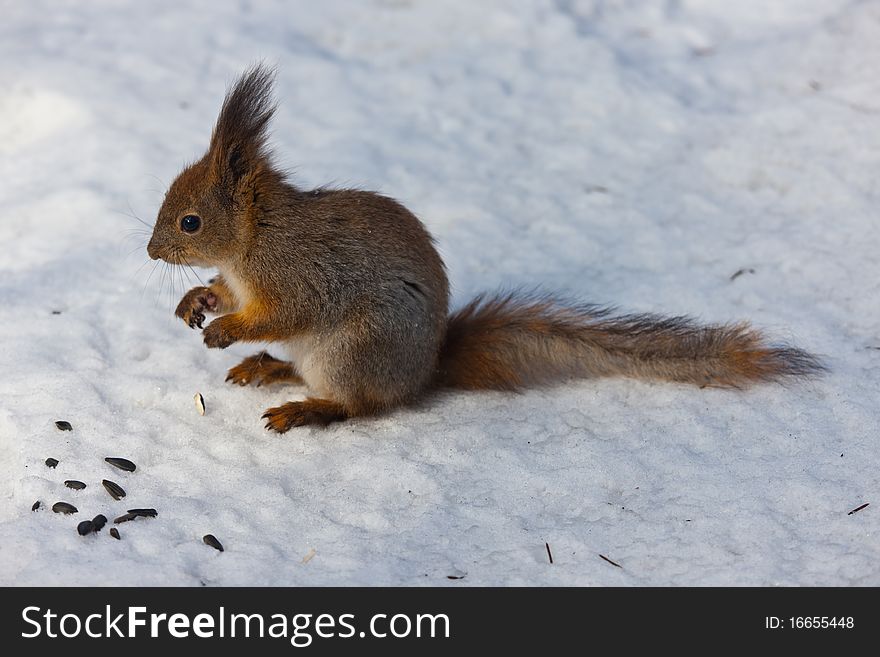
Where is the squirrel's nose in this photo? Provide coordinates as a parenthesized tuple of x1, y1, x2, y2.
(146, 239, 160, 260)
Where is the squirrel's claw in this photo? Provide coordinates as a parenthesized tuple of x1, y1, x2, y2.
(176, 287, 217, 330)
(262, 400, 347, 432)
(189, 311, 205, 330)
(262, 406, 293, 432)
(203, 319, 237, 349)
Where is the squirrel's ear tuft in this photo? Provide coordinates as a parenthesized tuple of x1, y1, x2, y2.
(209, 63, 277, 186)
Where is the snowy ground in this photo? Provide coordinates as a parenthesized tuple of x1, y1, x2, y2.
(1, 0, 877, 586)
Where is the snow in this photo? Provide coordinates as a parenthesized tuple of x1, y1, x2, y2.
(1, 0, 877, 586)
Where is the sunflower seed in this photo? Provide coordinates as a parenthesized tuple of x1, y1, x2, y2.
(203, 534, 224, 552)
(113, 513, 138, 524)
(45, 458, 59, 468)
(55, 421, 73, 431)
(64, 480, 86, 490)
(105, 457, 136, 472)
(52, 502, 78, 514)
(32, 501, 41, 511)
(127, 508, 157, 518)
(91, 514, 107, 532)
(77, 520, 94, 536)
(102, 479, 126, 500)
(110, 528, 120, 540)
(194, 392, 206, 416)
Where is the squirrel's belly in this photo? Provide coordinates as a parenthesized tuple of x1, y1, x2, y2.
(221, 269, 253, 308)
(284, 334, 331, 397)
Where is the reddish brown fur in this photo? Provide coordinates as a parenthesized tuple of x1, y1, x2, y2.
(201, 298, 295, 348)
(436, 293, 825, 391)
(226, 352, 303, 387)
(262, 398, 349, 431)
(148, 65, 825, 433)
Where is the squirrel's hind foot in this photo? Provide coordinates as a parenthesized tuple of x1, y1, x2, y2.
(227, 352, 303, 387)
(262, 398, 348, 432)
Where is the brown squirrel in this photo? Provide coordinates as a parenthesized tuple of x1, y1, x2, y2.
(147, 65, 824, 432)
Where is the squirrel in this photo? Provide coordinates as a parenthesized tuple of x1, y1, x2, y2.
(147, 65, 825, 433)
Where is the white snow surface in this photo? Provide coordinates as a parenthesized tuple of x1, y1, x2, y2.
(1, 0, 877, 586)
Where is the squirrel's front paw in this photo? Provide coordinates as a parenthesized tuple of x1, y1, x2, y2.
(203, 318, 238, 349)
(175, 287, 218, 329)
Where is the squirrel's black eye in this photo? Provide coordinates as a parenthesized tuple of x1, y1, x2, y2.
(180, 214, 201, 233)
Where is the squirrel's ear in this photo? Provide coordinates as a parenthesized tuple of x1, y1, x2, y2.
(209, 63, 277, 187)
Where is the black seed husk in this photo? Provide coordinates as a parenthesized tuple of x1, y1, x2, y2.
(102, 479, 126, 500)
(113, 509, 157, 523)
(110, 528, 120, 540)
(77, 520, 94, 535)
(203, 534, 224, 552)
(55, 421, 73, 431)
(45, 458, 59, 468)
(52, 502, 78, 514)
(113, 513, 138, 524)
(91, 514, 107, 531)
(64, 480, 86, 490)
(32, 501, 41, 511)
(105, 457, 136, 472)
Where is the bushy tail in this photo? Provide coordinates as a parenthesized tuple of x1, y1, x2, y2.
(436, 292, 825, 390)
